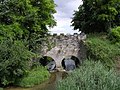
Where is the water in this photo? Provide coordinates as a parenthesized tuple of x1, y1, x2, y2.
(4, 71, 68, 90)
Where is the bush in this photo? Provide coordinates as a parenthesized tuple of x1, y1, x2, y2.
(109, 26, 120, 43)
(0, 39, 33, 86)
(85, 37, 120, 67)
(57, 60, 120, 90)
(15, 66, 50, 87)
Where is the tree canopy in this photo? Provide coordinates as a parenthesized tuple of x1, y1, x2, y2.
(0, 0, 56, 51)
(72, 0, 120, 33)
(0, 0, 56, 86)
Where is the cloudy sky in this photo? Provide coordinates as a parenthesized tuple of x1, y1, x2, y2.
(50, 0, 82, 35)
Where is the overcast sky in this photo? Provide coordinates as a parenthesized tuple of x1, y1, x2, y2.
(49, 0, 82, 35)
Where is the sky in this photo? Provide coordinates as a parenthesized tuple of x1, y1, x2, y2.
(49, 0, 82, 35)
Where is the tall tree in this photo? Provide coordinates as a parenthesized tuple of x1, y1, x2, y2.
(0, 0, 56, 86)
(0, 0, 56, 51)
(72, 0, 120, 33)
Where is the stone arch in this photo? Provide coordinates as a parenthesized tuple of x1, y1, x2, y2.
(61, 55, 80, 70)
(39, 56, 55, 66)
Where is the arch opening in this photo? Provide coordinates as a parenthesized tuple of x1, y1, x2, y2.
(39, 56, 56, 71)
(39, 56, 54, 66)
(61, 56, 80, 71)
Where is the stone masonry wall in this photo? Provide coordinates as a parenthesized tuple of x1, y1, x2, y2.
(41, 33, 87, 69)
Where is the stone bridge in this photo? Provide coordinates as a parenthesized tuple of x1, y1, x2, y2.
(41, 33, 87, 70)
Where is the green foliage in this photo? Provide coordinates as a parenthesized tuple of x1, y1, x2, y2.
(0, 0, 56, 51)
(57, 60, 120, 90)
(109, 26, 120, 43)
(15, 66, 50, 87)
(0, 39, 33, 86)
(0, 23, 24, 40)
(0, 0, 56, 87)
(72, 0, 120, 33)
(85, 36, 120, 67)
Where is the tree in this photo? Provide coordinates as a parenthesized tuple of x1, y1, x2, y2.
(71, 0, 120, 33)
(0, 0, 56, 51)
(0, 39, 34, 86)
(0, 0, 56, 86)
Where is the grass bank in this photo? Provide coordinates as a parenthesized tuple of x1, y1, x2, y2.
(15, 66, 50, 88)
(85, 33, 120, 67)
(57, 60, 120, 90)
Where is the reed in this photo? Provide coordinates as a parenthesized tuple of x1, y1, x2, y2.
(57, 60, 120, 90)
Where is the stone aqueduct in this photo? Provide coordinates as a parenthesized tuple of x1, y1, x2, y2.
(40, 33, 87, 70)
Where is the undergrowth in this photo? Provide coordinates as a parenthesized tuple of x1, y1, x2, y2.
(57, 60, 120, 90)
(15, 66, 50, 88)
(85, 35, 120, 67)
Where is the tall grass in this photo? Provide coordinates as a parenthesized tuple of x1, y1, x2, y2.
(57, 60, 120, 90)
(15, 66, 50, 87)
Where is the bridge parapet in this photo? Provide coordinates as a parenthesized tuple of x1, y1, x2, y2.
(50, 33, 86, 44)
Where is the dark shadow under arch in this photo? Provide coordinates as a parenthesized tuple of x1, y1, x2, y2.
(62, 58, 66, 69)
(71, 56, 80, 67)
(39, 56, 54, 66)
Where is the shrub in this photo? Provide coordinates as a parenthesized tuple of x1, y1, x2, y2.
(85, 37, 120, 67)
(15, 66, 50, 87)
(109, 26, 120, 43)
(0, 39, 33, 86)
(57, 60, 120, 90)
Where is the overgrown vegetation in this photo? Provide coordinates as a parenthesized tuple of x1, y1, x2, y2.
(57, 60, 120, 90)
(72, 0, 120, 33)
(85, 34, 120, 67)
(0, 39, 33, 86)
(0, 0, 56, 87)
(15, 66, 50, 88)
(109, 26, 120, 43)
